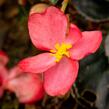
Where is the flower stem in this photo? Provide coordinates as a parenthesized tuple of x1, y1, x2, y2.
(61, 0, 69, 12)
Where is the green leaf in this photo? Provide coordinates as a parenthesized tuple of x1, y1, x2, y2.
(49, 0, 58, 4)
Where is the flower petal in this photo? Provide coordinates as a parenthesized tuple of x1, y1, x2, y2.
(70, 31, 102, 60)
(44, 57, 79, 96)
(0, 51, 9, 66)
(0, 65, 8, 85)
(6, 67, 44, 103)
(18, 53, 56, 73)
(0, 74, 3, 97)
(28, 6, 68, 50)
(0, 65, 8, 97)
(65, 24, 82, 45)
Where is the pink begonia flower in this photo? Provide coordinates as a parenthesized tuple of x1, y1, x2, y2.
(19, 6, 102, 96)
(0, 51, 9, 97)
(6, 66, 44, 103)
(0, 65, 8, 97)
(0, 51, 44, 103)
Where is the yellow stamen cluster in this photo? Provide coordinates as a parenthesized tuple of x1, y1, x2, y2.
(50, 43, 72, 62)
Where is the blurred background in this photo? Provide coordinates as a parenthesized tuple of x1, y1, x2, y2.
(0, 0, 109, 109)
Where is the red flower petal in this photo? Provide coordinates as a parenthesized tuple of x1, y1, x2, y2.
(0, 74, 3, 97)
(0, 65, 8, 97)
(7, 67, 44, 103)
(65, 24, 82, 45)
(28, 6, 68, 50)
(0, 51, 9, 66)
(0, 66, 8, 85)
(70, 31, 102, 60)
(18, 53, 56, 73)
(44, 57, 79, 96)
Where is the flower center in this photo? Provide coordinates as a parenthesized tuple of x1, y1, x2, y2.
(50, 43, 72, 62)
